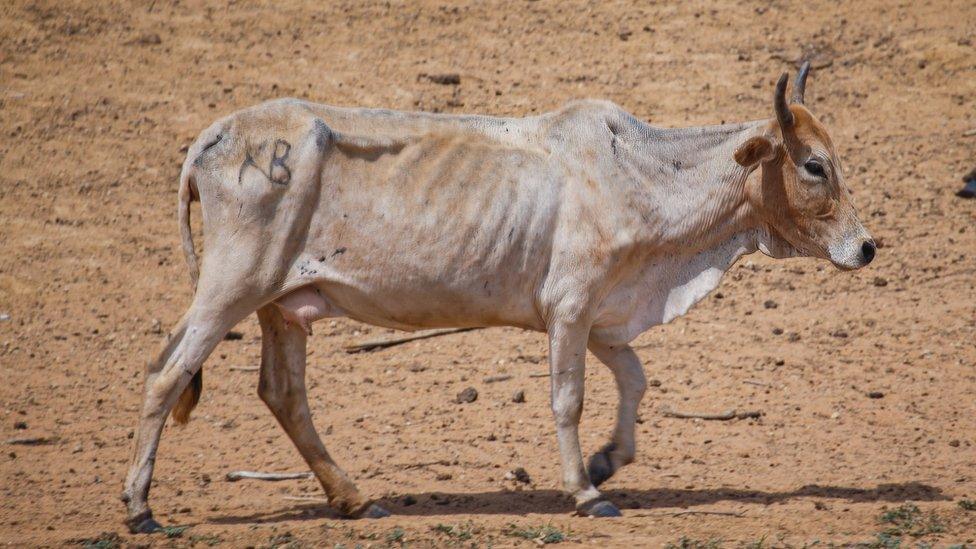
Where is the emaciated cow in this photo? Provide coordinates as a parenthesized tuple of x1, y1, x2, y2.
(122, 64, 874, 532)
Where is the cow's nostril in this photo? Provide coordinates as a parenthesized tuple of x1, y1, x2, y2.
(861, 240, 876, 265)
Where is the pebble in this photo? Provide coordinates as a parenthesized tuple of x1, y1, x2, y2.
(456, 387, 478, 404)
(150, 319, 162, 334)
(867, 391, 884, 399)
(505, 467, 531, 484)
(763, 300, 778, 309)
(511, 390, 525, 403)
(13, 421, 27, 430)
(872, 277, 888, 287)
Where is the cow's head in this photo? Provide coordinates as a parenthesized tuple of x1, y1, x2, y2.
(734, 63, 875, 270)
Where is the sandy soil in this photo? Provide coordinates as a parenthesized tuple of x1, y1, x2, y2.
(1, 0, 975, 546)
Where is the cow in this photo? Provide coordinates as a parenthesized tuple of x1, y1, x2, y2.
(122, 63, 875, 532)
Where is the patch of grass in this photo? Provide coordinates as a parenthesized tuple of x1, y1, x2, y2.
(267, 532, 302, 549)
(430, 521, 480, 541)
(664, 537, 723, 549)
(504, 523, 568, 544)
(879, 503, 944, 537)
(80, 532, 121, 549)
(159, 525, 190, 539)
(385, 526, 406, 545)
(958, 499, 976, 511)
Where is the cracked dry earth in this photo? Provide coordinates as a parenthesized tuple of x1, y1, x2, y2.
(1, 0, 975, 546)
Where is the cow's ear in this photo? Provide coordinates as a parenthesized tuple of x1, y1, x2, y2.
(734, 136, 776, 168)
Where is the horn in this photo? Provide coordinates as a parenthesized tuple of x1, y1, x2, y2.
(792, 60, 811, 104)
(774, 72, 793, 129)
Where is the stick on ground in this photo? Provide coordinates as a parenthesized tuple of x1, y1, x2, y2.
(343, 327, 481, 353)
(661, 407, 761, 420)
(5, 436, 58, 446)
(635, 510, 745, 518)
(225, 471, 314, 482)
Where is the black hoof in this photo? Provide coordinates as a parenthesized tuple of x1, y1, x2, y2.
(360, 504, 391, 519)
(126, 511, 162, 534)
(586, 442, 617, 487)
(577, 499, 622, 518)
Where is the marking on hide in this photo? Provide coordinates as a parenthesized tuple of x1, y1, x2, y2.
(238, 139, 292, 186)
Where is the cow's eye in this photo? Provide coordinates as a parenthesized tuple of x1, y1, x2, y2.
(804, 160, 827, 179)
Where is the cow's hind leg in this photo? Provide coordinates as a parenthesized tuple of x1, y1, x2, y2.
(121, 299, 246, 533)
(585, 341, 647, 487)
(256, 305, 388, 519)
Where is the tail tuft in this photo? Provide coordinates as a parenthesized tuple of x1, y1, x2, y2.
(171, 369, 202, 425)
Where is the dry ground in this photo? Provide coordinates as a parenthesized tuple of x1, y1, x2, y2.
(1, 0, 975, 546)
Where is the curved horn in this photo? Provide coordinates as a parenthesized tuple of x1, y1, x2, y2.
(792, 60, 811, 104)
(774, 72, 793, 129)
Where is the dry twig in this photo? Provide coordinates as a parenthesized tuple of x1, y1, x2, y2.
(5, 436, 58, 446)
(483, 374, 513, 383)
(344, 327, 480, 353)
(661, 407, 761, 420)
(635, 510, 745, 518)
(225, 471, 313, 482)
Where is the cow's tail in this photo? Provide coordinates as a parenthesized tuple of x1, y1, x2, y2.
(178, 152, 200, 289)
(172, 124, 221, 425)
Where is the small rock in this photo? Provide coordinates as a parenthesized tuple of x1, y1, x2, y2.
(456, 387, 478, 404)
(224, 331, 244, 341)
(949, 439, 960, 447)
(867, 391, 884, 399)
(13, 421, 27, 430)
(150, 318, 162, 334)
(511, 390, 525, 403)
(0, 313, 10, 322)
(772, 327, 784, 335)
(872, 276, 888, 287)
(408, 363, 427, 372)
(505, 467, 531, 484)
(831, 330, 849, 338)
(648, 379, 662, 387)
(763, 300, 778, 309)
(486, 433, 497, 441)
(435, 472, 452, 481)
(787, 332, 801, 342)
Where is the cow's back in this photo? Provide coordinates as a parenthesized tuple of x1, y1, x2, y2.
(191, 99, 584, 331)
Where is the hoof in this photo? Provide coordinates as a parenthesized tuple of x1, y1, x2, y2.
(577, 499, 622, 518)
(126, 512, 162, 534)
(587, 451, 614, 487)
(359, 503, 391, 519)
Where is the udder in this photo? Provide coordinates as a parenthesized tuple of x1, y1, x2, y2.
(273, 286, 343, 334)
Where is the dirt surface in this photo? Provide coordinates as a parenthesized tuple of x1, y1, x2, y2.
(2, 0, 976, 546)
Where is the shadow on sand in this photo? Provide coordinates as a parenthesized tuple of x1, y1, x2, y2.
(208, 481, 949, 525)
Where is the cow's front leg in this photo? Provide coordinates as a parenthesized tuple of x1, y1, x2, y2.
(585, 340, 647, 487)
(547, 321, 622, 517)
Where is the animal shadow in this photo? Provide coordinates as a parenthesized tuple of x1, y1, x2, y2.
(208, 481, 948, 525)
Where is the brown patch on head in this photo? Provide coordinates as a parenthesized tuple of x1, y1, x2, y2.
(788, 105, 835, 156)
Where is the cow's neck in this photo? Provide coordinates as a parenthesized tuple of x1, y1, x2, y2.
(593, 116, 776, 336)
(611, 116, 769, 254)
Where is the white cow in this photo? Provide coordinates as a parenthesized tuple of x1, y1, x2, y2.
(122, 64, 875, 532)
